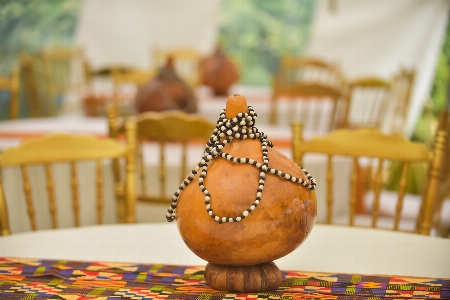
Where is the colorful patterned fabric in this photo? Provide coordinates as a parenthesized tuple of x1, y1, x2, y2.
(0, 257, 448, 299)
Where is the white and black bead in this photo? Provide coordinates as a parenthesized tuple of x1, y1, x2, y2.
(166, 106, 316, 223)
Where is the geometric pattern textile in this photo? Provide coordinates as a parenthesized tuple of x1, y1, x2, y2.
(0, 257, 449, 300)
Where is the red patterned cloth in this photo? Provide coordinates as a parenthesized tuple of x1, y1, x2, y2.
(0, 257, 448, 299)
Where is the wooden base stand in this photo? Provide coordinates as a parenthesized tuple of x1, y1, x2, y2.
(204, 262, 282, 292)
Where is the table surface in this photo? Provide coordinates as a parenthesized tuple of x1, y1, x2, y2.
(0, 113, 295, 149)
(1, 256, 449, 299)
(0, 111, 297, 161)
(1, 223, 449, 279)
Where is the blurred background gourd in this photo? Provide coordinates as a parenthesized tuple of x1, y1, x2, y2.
(134, 56, 198, 114)
(199, 45, 240, 96)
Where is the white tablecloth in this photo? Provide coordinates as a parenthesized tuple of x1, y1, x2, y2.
(1, 223, 449, 278)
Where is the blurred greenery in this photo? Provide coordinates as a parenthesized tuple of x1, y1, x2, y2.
(430, 18, 450, 116)
(387, 19, 450, 195)
(0, 0, 315, 118)
(0, 0, 447, 119)
(217, 0, 316, 86)
(411, 17, 450, 147)
(0, 0, 81, 119)
(0, 0, 81, 74)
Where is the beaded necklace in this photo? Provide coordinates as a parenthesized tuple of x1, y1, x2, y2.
(166, 106, 316, 223)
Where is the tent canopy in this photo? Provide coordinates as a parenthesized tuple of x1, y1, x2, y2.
(76, 0, 450, 136)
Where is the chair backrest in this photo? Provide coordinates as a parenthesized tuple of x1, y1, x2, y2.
(389, 67, 416, 134)
(275, 56, 346, 87)
(0, 68, 20, 119)
(291, 122, 447, 235)
(20, 48, 89, 117)
(343, 76, 392, 130)
(429, 110, 450, 234)
(107, 106, 216, 204)
(269, 56, 347, 133)
(0, 130, 137, 236)
(112, 69, 155, 87)
(111, 68, 156, 115)
(152, 47, 203, 88)
(20, 54, 41, 117)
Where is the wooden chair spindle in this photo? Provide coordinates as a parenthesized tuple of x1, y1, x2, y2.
(349, 157, 359, 226)
(45, 163, 57, 229)
(70, 161, 80, 227)
(394, 162, 409, 230)
(96, 159, 104, 224)
(371, 158, 384, 228)
(20, 165, 37, 231)
(326, 154, 333, 224)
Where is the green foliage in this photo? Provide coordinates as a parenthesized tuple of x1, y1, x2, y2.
(0, 0, 315, 85)
(430, 19, 450, 116)
(217, 0, 316, 86)
(411, 100, 438, 149)
(384, 162, 429, 195)
(0, 0, 81, 74)
(412, 19, 450, 146)
(394, 20, 450, 194)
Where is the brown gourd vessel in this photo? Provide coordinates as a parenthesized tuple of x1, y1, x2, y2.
(199, 45, 239, 96)
(175, 94, 317, 292)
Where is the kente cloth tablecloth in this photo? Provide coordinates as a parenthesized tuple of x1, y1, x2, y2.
(0, 257, 449, 300)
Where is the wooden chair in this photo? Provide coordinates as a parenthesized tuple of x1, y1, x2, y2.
(0, 68, 19, 119)
(20, 54, 41, 117)
(375, 110, 450, 236)
(20, 48, 90, 117)
(340, 109, 450, 237)
(42, 47, 90, 115)
(107, 106, 216, 206)
(291, 121, 447, 235)
(269, 56, 347, 134)
(343, 76, 392, 130)
(389, 68, 416, 134)
(111, 68, 156, 115)
(0, 129, 137, 236)
(152, 47, 203, 88)
(112, 69, 155, 86)
(432, 110, 450, 236)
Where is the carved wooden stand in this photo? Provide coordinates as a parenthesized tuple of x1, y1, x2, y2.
(204, 262, 282, 292)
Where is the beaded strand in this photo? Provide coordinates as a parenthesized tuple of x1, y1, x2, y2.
(166, 106, 316, 223)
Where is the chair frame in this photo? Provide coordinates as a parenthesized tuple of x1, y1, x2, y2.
(0, 128, 136, 236)
(20, 48, 89, 117)
(389, 68, 416, 134)
(111, 68, 156, 113)
(420, 110, 450, 235)
(152, 47, 203, 88)
(20, 54, 41, 117)
(343, 76, 392, 130)
(269, 56, 347, 131)
(0, 68, 20, 119)
(107, 105, 216, 205)
(291, 121, 447, 235)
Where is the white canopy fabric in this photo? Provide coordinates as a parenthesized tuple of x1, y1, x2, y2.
(75, 0, 222, 70)
(307, 0, 450, 136)
(76, 0, 449, 136)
